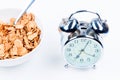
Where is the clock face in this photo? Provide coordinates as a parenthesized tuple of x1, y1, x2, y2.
(64, 37, 103, 68)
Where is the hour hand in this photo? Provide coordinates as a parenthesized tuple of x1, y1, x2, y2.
(75, 50, 83, 59)
(75, 55, 80, 59)
(83, 52, 95, 57)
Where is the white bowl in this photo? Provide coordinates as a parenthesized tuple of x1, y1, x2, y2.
(0, 8, 43, 67)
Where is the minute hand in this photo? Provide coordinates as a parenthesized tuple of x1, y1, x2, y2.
(82, 41, 89, 50)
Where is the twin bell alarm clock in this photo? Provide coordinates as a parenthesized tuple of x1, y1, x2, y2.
(59, 10, 109, 68)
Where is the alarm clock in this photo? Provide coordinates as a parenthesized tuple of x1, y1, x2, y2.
(59, 10, 109, 68)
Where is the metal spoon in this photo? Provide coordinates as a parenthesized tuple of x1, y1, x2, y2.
(14, 0, 35, 24)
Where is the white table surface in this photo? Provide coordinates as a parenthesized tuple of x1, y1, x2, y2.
(0, 0, 120, 80)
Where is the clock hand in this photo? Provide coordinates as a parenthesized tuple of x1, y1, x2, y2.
(83, 51, 95, 57)
(75, 49, 84, 59)
(82, 41, 89, 50)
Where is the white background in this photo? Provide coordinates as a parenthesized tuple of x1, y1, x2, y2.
(0, 0, 120, 80)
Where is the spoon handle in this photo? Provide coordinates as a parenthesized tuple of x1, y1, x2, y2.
(14, 0, 35, 24)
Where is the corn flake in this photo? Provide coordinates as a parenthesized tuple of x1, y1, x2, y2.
(0, 13, 41, 60)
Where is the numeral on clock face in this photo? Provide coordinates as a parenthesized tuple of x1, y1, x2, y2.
(74, 40, 79, 44)
(69, 43, 74, 47)
(94, 44, 98, 48)
(80, 58, 84, 62)
(81, 39, 86, 42)
(67, 48, 71, 52)
(95, 49, 99, 53)
(68, 53, 72, 56)
(87, 58, 90, 62)
(88, 40, 92, 44)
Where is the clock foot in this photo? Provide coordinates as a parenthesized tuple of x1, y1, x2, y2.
(92, 65, 96, 69)
(64, 64, 69, 69)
